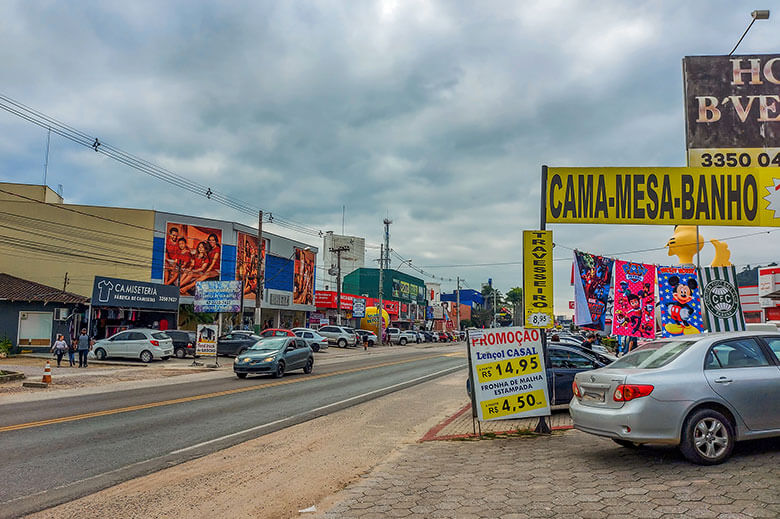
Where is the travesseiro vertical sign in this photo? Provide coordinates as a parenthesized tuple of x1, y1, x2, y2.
(523, 230, 554, 329)
(468, 327, 551, 421)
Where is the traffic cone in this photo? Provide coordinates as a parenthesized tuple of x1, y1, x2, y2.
(42, 361, 52, 384)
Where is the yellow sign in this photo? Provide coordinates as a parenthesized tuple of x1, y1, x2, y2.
(475, 354, 542, 383)
(546, 167, 780, 227)
(480, 388, 548, 420)
(523, 230, 554, 329)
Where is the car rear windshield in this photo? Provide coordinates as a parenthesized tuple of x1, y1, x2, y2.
(609, 340, 696, 369)
(152, 332, 169, 340)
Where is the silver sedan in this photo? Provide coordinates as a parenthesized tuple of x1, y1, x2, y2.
(570, 331, 780, 464)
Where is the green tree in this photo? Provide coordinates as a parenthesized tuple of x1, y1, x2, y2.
(505, 287, 523, 326)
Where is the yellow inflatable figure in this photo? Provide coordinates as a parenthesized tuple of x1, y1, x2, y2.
(359, 307, 390, 335)
(666, 226, 732, 267)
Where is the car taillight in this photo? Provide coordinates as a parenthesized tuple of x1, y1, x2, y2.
(613, 384, 654, 402)
(150, 340, 160, 347)
(572, 381, 582, 398)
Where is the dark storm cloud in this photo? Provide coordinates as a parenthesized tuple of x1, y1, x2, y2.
(1, 0, 777, 312)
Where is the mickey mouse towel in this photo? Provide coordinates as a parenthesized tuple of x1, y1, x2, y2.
(657, 266, 703, 337)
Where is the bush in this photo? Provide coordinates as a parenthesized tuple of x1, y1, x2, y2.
(0, 336, 12, 356)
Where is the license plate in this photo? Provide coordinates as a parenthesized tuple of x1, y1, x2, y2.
(583, 391, 605, 403)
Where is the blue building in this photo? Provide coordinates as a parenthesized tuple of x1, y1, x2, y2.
(441, 289, 484, 308)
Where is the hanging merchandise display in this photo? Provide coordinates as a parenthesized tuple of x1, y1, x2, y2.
(573, 251, 614, 331)
(612, 261, 656, 339)
(657, 266, 704, 337)
(698, 266, 746, 333)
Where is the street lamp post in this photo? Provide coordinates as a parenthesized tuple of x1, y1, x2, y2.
(729, 10, 770, 55)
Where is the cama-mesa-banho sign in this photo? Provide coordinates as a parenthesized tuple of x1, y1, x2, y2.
(469, 327, 551, 421)
(545, 167, 780, 226)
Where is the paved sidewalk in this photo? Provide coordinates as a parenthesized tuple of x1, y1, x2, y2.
(422, 404, 572, 441)
(317, 429, 780, 519)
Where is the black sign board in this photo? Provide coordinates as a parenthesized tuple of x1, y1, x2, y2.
(91, 276, 180, 311)
(684, 54, 780, 149)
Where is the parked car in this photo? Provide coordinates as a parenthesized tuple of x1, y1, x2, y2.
(164, 329, 197, 359)
(233, 337, 314, 379)
(436, 331, 450, 342)
(386, 327, 401, 343)
(355, 329, 378, 346)
(414, 331, 426, 343)
(217, 332, 262, 357)
(549, 341, 616, 365)
(293, 329, 329, 352)
(260, 328, 296, 338)
(546, 344, 610, 405)
(93, 328, 174, 363)
(570, 332, 780, 465)
(317, 325, 358, 347)
(420, 331, 437, 342)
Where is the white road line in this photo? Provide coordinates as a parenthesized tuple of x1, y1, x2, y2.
(170, 365, 462, 454)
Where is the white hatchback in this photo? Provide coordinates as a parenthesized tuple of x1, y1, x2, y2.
(93, 329, 174, 363)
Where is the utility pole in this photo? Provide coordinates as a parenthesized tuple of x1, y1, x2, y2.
(382, 218, 392, 270)
(378, 244, 384, 344)
(329, 245, 350, 325)
(62, 272, 69, 293)
(176, 263, 182, 328)
(456, 276, 461, 331)
(255, 210, 264, 330)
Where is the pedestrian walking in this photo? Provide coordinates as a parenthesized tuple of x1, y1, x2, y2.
(51, 334, 68, 367)
(363, 333, 369, 351)
(76, 328, 91, 368)
(68, 337, 76, 367)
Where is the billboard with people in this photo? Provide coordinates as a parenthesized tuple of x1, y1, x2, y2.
(163, 222, 222, 296)
(293, 248, 315, 305)
(236, 231, 264, 300)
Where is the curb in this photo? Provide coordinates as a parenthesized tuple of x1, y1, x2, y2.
(18, 354, 148, 368)
(0, 370, 26, 383)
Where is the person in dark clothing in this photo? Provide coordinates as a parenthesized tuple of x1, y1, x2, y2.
(581, 334, 595, 351)
(77, 328, 91, 367)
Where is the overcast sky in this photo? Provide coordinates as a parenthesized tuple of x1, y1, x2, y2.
(1, 1, 778, 314)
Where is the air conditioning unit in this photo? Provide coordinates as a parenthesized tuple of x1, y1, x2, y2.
(54, 308, 71, 321)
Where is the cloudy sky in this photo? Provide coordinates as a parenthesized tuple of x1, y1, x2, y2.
(1, 1, 778, 314)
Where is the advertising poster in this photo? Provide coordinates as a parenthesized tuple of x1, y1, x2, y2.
(352, 298, 366, 318)
(699, 266, 746, 333)
(196, 324, 218, 356)
(164, 222, 222, 296)
(236, 232, 265, 300)
(293, 248, 315, 305)
(392, 279, 400, 298)
(683, 54, 780, 167)
(545, 167, 780, 227)
(573, 251, 614, 331)
(194, 281, 242, 313)
(612, 261, 656, 338)
(657, 266, 703, 337)
(468, 327, 551, 421)
(522, 230, 554, 329)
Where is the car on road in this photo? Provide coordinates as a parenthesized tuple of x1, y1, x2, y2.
(164, 329, 197, 359)
(217, 332, 262, 357)
(260, 328, 296, 338)
(233, 337, 314, 379)
(93, 328, 174, 363)
(292, 329, 329, 352)
(570, 332, 780, 465)
(355, 329, 378, 346)
(318, 325, 358, 347)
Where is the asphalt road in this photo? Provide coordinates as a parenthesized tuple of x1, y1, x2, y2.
(0, 349, 466, 518)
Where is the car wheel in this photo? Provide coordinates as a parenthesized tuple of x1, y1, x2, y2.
(369, 340, 375, 347)
(679, 408, 735, 465)
(236, 373, 247, 379)
(311, 344, 320, 353)
(338, 338, 347, 348)
(175, 348, 186, 359)
(303, 358, 314, 374)
(94, 348, 107, 360)
(612, 439, 641, 449)
(400, 338, 407, 345)
(274, 362, 285, 378)
(140, 350, 153, 363)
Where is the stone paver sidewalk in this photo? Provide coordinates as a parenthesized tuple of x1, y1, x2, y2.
(317, 429, 780, 518)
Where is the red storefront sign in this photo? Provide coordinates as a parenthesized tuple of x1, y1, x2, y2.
(314, 291, 367, 311)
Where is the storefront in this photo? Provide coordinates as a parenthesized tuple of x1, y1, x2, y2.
(89, 276, 180, 339)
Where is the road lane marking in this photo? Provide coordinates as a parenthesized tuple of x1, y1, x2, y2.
(170, 365, 464, 454)
(0, 353, 461, 433)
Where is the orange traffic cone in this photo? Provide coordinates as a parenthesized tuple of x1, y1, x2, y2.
(42, 361, 52, 384)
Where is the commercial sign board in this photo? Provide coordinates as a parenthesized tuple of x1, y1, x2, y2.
(352, 298, 366, 318)
(683, 55, 780, 168)
(522, 230, 554, 329)
(196, 324, 218, 356)
(92, 276, 179, 311)
(545, 167, 780, 227)
(468, 327, 551, 421)
(193, 281, 242, 313)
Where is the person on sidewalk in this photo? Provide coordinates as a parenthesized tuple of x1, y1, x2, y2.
(68, 337, 76, 367)
(51, 334, 68, 367)
(77, 328, 91, 368)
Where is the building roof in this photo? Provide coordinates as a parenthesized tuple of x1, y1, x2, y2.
(0, 273, 89, 304)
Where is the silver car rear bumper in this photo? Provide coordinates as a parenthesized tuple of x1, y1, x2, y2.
(570, 397, 687, 445)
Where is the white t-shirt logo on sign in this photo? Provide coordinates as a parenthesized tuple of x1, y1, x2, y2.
(97, 280, 114, 303)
